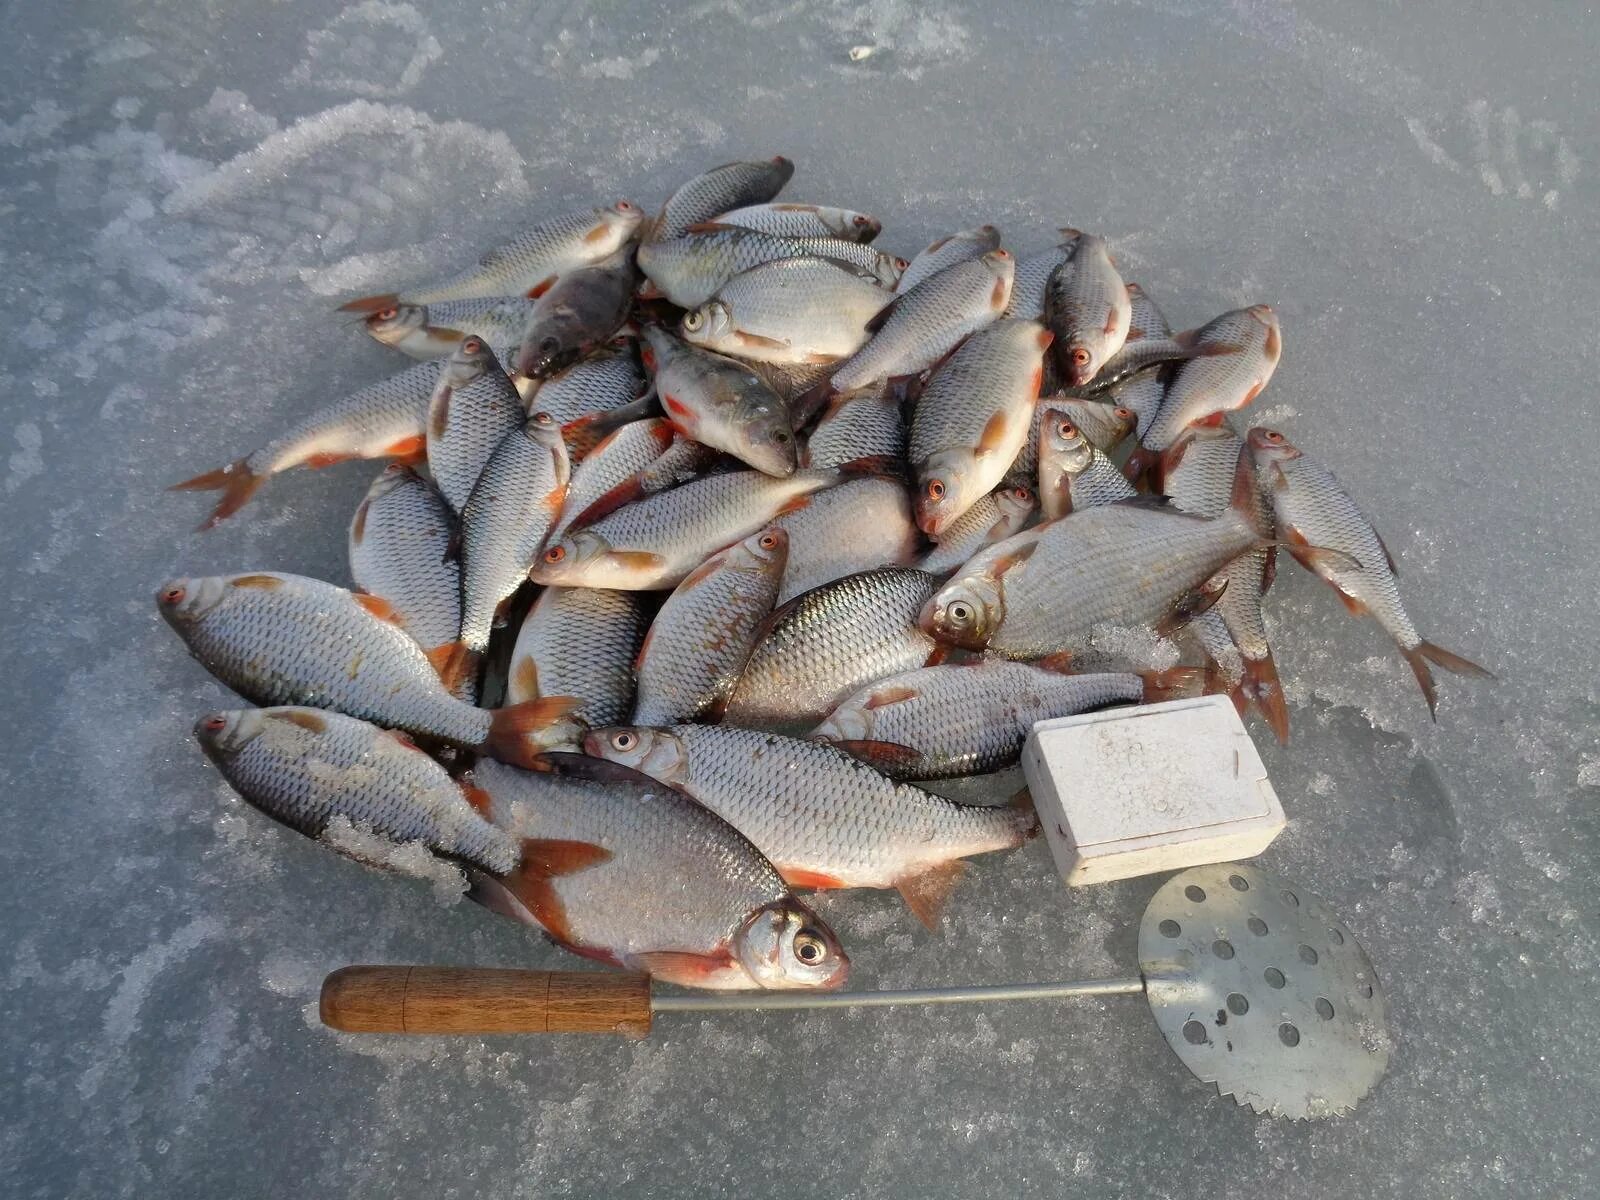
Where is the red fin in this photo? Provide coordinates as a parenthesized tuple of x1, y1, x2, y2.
(382, 434, 426, 462)
(976, 410, 1015, 456)
(675, 553, 727, 592)
(661, 393, 695, 424)
(1240, 652, 1289, 744)
(484, 696, 581, 766)
(503, 838, 614, 945)
(633, 949, 738, 987)
(1033, 650, 1075, 674)
(863, 293, 904, 334)
(682, 220, 740, 235)
(837, 453, 903, 480)
(1374, 528, 1400, 575)
(1154, 578, 1227, 637)
(337, 293, 400, 315)
(569, 475, 647, 529)
(229, 573, 284, 590)
(864, 685, 918, 710)
(734, 330, 791, 352)
(525, 275, 557, 299)
(774, 493, 813, 517)
(1401, 645, 1440, 722)
(353, 591, 402, 623)
(428, 326, 467, 342)
(429, 389, 452, 440)
(991, 540, 1038, 579)
(1139, 666, 1207, 703)
(895, 860, 968, 930)
(923, 644, 952, 667)
(1228, 447, 1262, 520)
(168, 459, 266, 530)
(1417, 640, 1493, 679)
(829, 739, 924, 772)
(305, 451, 356, 469)
(425, 641, 480, 696)
(274, 709, 327, 733)
(781, 868, 848, 891)
(458, 781, 494, 817)
(350, 498, 371, 545)
(510, 654, 540, 701)
(792, 379, 836, 432)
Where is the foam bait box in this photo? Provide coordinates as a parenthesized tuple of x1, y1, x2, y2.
(1021, 694, 1285, 887)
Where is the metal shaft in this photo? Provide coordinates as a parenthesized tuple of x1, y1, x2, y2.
(651, 976, 1145, 1013)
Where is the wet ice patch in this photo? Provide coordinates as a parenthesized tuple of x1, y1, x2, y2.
(290, 2, 443, 98)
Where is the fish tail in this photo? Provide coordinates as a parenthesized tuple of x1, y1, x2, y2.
(1400, 645, 1441, 722)
(483, 696, 583, 767)
(1240, 651, 1290, 744)
(337, 292, 400, 315)
(1404, 640, 1493, 721)
(167, 459, 265, 529)
(1138, 666, 1208, 704)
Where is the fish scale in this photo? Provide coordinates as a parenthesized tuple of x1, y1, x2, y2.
(802, 384, 905, 469)
(507, 586, 646, 729)
(522, 348, 646, 427)
(772, 478, 920, 604)
(641, 326, 796, 476)
(551, 418, 676, 540)
(426, 339, 526, 515)
(1109, 283, 1173, 439)
(723, 567, 939, 728)
(364, 296, 540, 360)
(714, 203, 880, 242)
(1002, 238, 1071, 320)
(895, 225, 1000, 294)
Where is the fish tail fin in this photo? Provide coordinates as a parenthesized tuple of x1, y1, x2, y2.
(1139, 666, 1208, 703)
(1240, 651, 1290, 744)
(167, 459, 265, 529)
(1008, 784, 1040, 839)
(425, 641, 481, 700)
(1401, 645, 1441, 721)
(484, 696, 583, 766)
(337, 292, 400, 315)
(1404, 640, 1493, 721)
(895, 860, 968, 930)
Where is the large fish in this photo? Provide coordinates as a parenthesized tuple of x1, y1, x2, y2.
(908, 319, 1051, 536)
(920, 497, 1278, 662)
(585, 725, 1036, 927)
(530, 465, 843, 590)
(157, 572, 576, 765)
(918, 484, 1035, 575)
(632, 528, 787, 725)
(895, 224, 1001, 294)
(471, 754, 847, 990)
(771, 477, 921, 604)
(1043, 231, 1129, 387)
(639, 224, 902, 308)
(195, 706, 518, 874)
(723, 566, 940, 729)
(456, 412, 570, 661)
(646, 157, 795, 243)
(814, 663, 1199, 779)
(640, 326, 797, 476)
(506, 586, 646, 732)
(514, 251, 637, 379)
(1247, 427, 1491, 718)
(337, 201, 644, 309)
(825, 250, 1014, 393)
(347, 465, 466, 696)
(801, 383, 906, 469)
(680, 257, 893, 365)
(169, 359, 438, 529)
(358, 297, 538, 359)
(425, 337, 526, 514)
(715, 203, 881, 243)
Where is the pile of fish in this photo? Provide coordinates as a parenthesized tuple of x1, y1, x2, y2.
(162, 157, 1490, 992)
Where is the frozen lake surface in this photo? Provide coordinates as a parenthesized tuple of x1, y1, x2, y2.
(2, 2, 1596, 1196)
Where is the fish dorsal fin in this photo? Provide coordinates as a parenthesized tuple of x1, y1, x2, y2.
(862, 292, 905, 335)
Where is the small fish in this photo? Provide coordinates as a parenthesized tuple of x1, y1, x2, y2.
(347, 465, 466, 697)
(1106, 282, 1172, 439)
(338, 201, 644, 308)
(456, 412, 570, 659)
(1247, 427, 1491, 718)
(551, 418, 677, 540)
(471, 753, 847, 990)
(514, 252, 638, 379)
(633, 528, 788, 725)
(826, 250, 1014, 393)
(1002, 234, 1072, 320)
(918, 484, 1035, 575)
(802, 383, 906, 469)
(359, 297, 539, 359)
(169, 359, 438, 528)
(895, 224, 1001, 294)
(908, 319, 1051, 536)
(1006, 396, 1136, 489)
(1037, 411, 1138, 518)
(814, 663, 1200, 779)
(585, 725, 1035, 928)
(196, 707, 518, 874)
(771, 477, 921, 603)
(639, 223, 902, 308)
(531, 465, 843, 590)
(646, 157, 796, 243)
(1044, 231, 1130, 386)
(920, 496, 1276, 662)
(682, 256, 893, 366)
(507, 586, 647, 731)
(715, 203, 881, 243)
(426, 337, 526, 515)
(158, 572, 577, 766)
(723, 567, 940, 729)
(640, 326, 797, 476)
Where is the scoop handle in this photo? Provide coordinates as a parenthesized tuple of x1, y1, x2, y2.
(319, 966, 653, 1037)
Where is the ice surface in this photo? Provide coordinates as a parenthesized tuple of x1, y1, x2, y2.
(2, 1, 1597, 1197)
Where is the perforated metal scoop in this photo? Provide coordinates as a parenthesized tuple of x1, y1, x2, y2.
(322, 862, 1391, 1119)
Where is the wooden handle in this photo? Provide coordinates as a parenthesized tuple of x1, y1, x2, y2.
(319, 966, 653, 1037)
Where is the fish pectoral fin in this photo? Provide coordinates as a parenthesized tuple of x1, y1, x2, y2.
(828, 739, 923, 772)
(457, 780, 494, 817)
(780, 868, 849, 891)
(632, 949, 737, 986)
(895, 861, 968, 931)
(1154, 577, 1228, 637)
(1277, 537, 1363, 577)
(352, 591, 404, 624)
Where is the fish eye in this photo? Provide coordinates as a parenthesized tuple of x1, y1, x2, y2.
(463, 338, 483, 354)
(794, 931, 826, 964)
(611, 731, 637, 752)
(531, 411, 554, 425)
(200, 714, 227, 733)
(1070, 347, 1092, 368)
(772, 430, 790, 444)
(1265, 430, 1283, 443)
(683, 311, 704, 332)
(539, 336, 560, 354)
(758, 533, 779, 549)
(1057, 420, 1077, 438)
(543, 545, 566, 563)
(948, 601, 973, 625)
(1012, 486, 1032, 501)
(159, 584, 186, 605)
(617, 200, 637, 212)
(894, 257, 910, 270)
(925, 479, 945, 501)
(377, 307, 398, 321)
(853, 215, 870, 226)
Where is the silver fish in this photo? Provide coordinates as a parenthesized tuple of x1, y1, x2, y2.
(908, 319, 1050, 536)
(514, 251, 638, 378)
(1044, 231, 1130, 387)
(918, 484, 1035, 575)
(715, 203, 881, 243)
(426, 336, 525, 515)
(157, 572, 577, 765)
(170, 359, 436, 528)
(896, 224, 1001, 293)
(771, 477, 921, 604)
(827, 250, 1014, 393)
(682, 256, 893, 366)
(585, 725, 1035, 927)
(196, 707, 517, 874)
(1247, 427, 1490, 718)
(639, 223, 902, 308)
(337, 201, 644, 309)
(640, 326, 797, 476)
(457, 412, 570, 655)
(814, 663, 1197, 779)
(632, 528, 788, 725)
(473, 754, 846, 991)
(647, 157, 795, 243)
(723, 566, 940, 729)
(802, 383, 906, 469)
(360, 297, 539, 359)
(506, 586, 647, 731)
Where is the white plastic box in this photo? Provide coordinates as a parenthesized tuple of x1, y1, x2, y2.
(1021, 694, 1286, 887)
